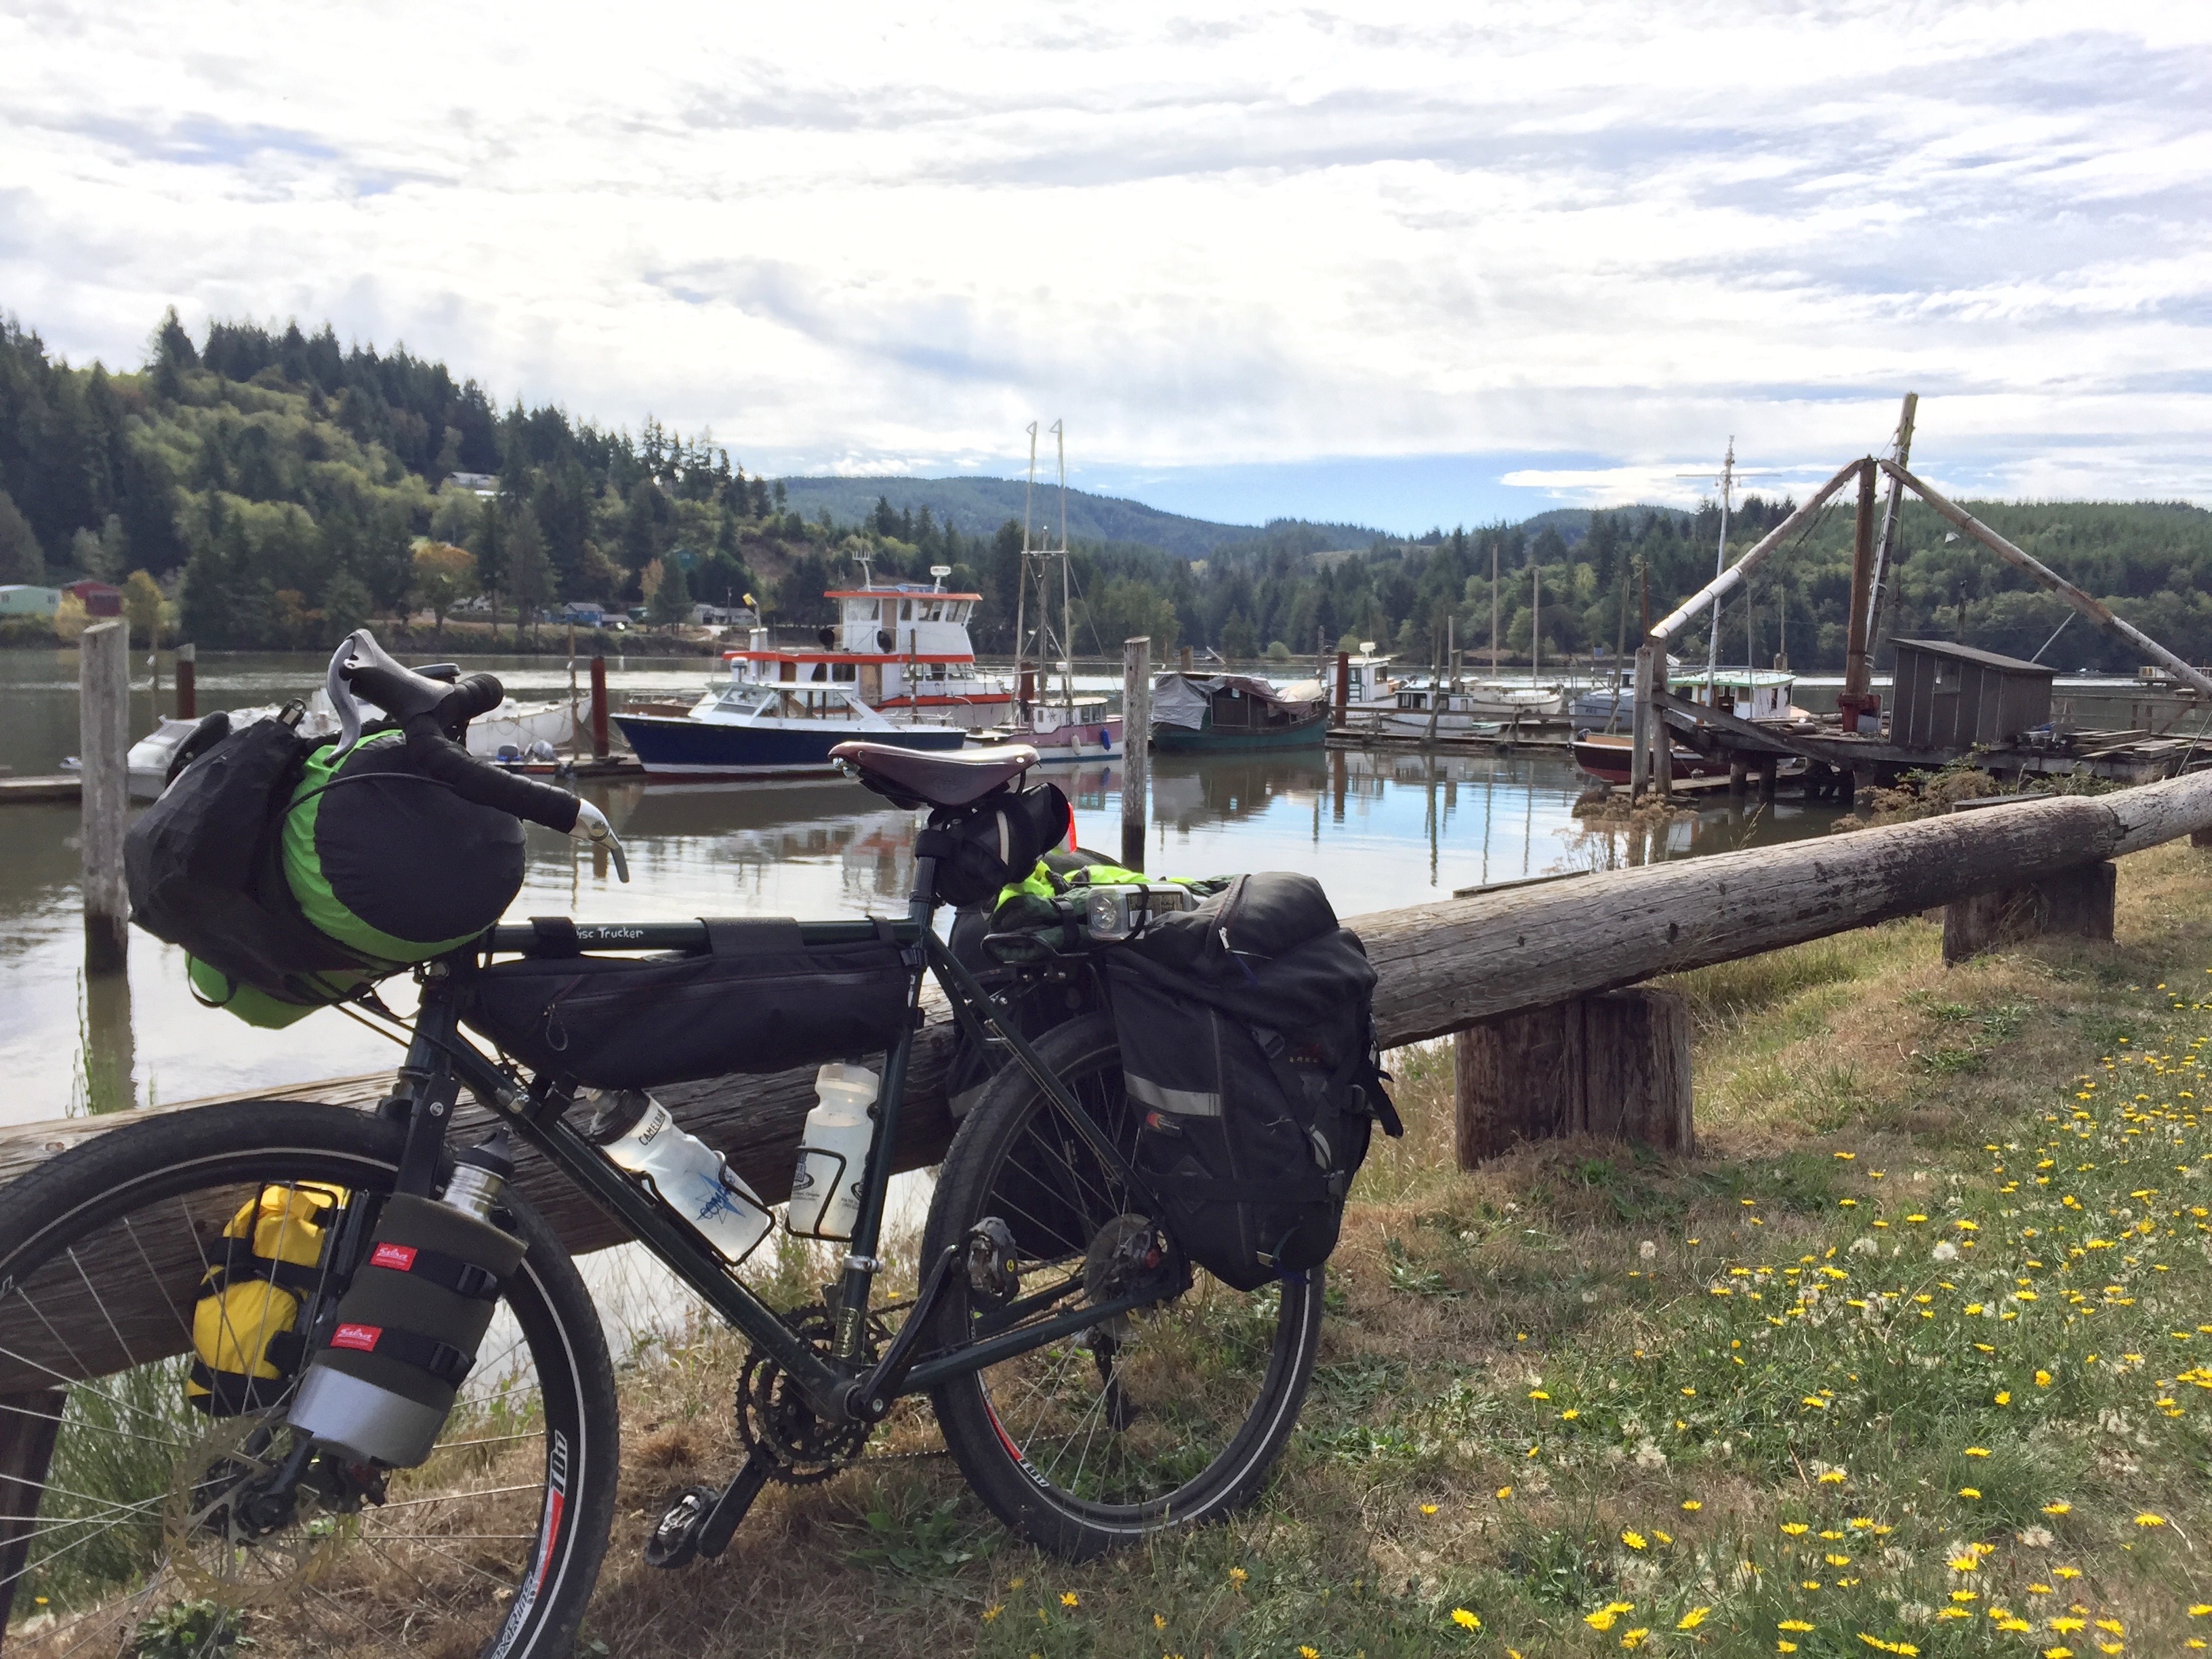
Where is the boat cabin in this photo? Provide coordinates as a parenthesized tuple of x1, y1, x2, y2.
(718, 580, 1010, 728)
(1668, 668, 1795, 722)
(1889, 638, 2055, 749)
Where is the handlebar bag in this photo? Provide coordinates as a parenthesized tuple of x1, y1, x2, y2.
(1104, 872, 1401, 1292)
(461, 917, 911, 1090)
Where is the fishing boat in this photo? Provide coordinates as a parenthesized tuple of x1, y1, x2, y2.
(1372, 680, 1556, 735)
(716, 571, 1012, 731)
(1151, 673, 1329, 752)
(612, 680, 966, 778)
(1569, 731, 1729, 785)
(975, 419, 1125, 762)
(1570, 667, 1807, 785)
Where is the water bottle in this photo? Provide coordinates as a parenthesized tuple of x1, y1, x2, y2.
(586, 1091, 772, 1265)
(786, 1063, 878, 1240)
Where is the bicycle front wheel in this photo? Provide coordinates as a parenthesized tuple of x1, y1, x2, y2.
(921, 1012, 1323, 1559)
(0, 1101, 617, 1659)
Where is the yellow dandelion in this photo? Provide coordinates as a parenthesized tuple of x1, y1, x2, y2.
(1529, 1389, 1551, 1400)
(1061, 1591, 1080, 1608)
(1496, 1485, 1514, 1500)
(1228, 1566, 1248, 1588)
(1622, 1629, 1650, 1650)
(1780, 1620, 1816, 1633)
(1654, 1529, 1673, 1545)
(982, 1604, 1003, 1623)
(1301, 1649, 1321, 1659)
(1420, 1503, 1439, 1515)
(2094, 1621, 2123, 1637)
(1964, 1446, 1991, 1458)
(1779, 1644, 1799, 1654)
(1452, 1608, 1480, 1630)
(1996, 1391, 2013, 1405)
(1960, 1488, 1983, 1499)
(2044, 1501, 2072, 1515)
(1154, 1614, 1168, 1631)
(1683, 1499, 1703, 1511)
(2053, 1618, 2087, 1634)
(1818, 1469, 1847, 1484)
(1782, 1522, 1809, 1536)
(1679, 1608, 1711, 1631)
(2134, 1512, 2167, 1527)
(2190, 1605, 2212, 1618)
(1622, 1530, 1648, 1550)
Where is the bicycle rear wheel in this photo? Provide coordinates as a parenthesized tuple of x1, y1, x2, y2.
(921, 1012, 1323, 1559)
(0, 1101, 617, 1659)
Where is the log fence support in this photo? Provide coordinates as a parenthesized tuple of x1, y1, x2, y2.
(1455, 989, 1693, 1166)
(1943, 860, 2115, 965)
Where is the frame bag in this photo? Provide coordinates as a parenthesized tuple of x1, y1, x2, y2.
(463, 916, 912, 1090)
(1105, 872, 1399, 1292)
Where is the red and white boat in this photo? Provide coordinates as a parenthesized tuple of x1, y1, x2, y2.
(719, 573, 1014, 731)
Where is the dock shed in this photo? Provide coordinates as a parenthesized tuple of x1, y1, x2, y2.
(1890, 638, 2057, 750)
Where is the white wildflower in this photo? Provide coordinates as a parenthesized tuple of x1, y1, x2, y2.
(1639, 1240, 1658, 1261)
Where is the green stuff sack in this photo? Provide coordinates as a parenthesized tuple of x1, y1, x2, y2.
(280, 733, 526, 968)
(189, 1183, 345, 1414)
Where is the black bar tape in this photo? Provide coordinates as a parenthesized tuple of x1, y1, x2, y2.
(401, 716, 581, 833)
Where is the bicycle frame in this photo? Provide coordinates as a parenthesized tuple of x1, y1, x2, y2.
(380, 861, 1161, 1428)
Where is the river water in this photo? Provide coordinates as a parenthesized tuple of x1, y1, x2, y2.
(0, 648, 1849, 1128)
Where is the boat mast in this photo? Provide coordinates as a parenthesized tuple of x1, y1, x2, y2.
(1532, 562, 1541, 682)
(1490, 537, 1499, 674)
(1053, 419, 1071, 712)
(1015, 422, 1036, 718)
(1705, 437, 1734, 705)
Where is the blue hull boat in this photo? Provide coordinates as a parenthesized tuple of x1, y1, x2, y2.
(613, 712, 966, 779)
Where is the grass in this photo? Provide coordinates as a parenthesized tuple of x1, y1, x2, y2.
(555, 839, 2212, 1659)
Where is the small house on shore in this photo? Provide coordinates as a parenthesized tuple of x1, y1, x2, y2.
(1890, 638, 2057, 750)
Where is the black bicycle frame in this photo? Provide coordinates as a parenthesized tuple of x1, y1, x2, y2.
(382, 865, 1155, 1427)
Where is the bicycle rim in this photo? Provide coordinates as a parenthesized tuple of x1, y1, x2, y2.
(0, 1107, 609, 1659)
(926, 1015, 1322, 1547)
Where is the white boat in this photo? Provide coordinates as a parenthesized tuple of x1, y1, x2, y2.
(1372, 680, 1562, 735)
(718, 575, 1012, 732)
(971, 697, 1124, 761)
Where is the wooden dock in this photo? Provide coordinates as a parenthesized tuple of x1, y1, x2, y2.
(0, 775, 81, 802)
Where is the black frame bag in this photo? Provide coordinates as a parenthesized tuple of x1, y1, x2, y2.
(1105, 872, 1399, 1292)
(462, 917, 911, 1090)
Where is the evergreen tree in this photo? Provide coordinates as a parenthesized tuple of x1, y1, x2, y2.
(648, 552, 691, 628)
(0, 489, 44, 583)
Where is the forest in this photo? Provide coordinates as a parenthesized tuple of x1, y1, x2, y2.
(3, 308, 2210, 671)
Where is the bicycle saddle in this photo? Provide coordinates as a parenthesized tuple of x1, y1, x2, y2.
(832, 741, 1039, 809)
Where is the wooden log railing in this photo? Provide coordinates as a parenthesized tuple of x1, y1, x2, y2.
(4, 768, 2211, 1327)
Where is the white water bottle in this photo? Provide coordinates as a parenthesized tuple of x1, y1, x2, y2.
(587, 1092, 772, 1265)
(787, 1063, 878, 1240)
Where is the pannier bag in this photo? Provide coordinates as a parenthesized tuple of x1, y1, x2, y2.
(188, 1183, 345, 1415)
(287, 1151, 525, 1467)
(128, 720, 528, 1027)
(1105, 872, 1400, 1292)
(914, 781, 1073, 909)
(463, 916, 911, 1090)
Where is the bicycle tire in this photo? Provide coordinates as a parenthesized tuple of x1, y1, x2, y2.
(920, 1012, 1323, 1559)
(0, 1101, 617, 1659)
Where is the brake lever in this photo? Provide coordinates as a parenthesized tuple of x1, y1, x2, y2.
(325, 636, 365, 759)
(569, 799, 630, 882)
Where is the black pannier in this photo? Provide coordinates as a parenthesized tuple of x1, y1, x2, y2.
(1104, 872, 1399, 1292)
(914, 782, 1072, 909)
(462, 917, 911, 1090)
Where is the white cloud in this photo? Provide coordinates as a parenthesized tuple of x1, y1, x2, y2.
(1, 0, 2207, 523)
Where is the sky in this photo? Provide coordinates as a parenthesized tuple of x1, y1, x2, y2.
(2, 1, 2207, 534)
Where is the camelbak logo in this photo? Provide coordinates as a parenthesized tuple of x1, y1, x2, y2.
(330, 1322, 382, 1351)
(369, 1244, 417, 1271)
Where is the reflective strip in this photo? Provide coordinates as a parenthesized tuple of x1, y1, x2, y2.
(1126, 1073, 1223, 1118)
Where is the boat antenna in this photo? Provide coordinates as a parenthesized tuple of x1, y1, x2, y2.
(1053, 419, 1071, 712)
(1015, 422, 1036, 718)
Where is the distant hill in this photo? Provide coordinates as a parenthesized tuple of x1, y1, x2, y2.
(771, 475, 1376, 560)
(1514, 504, 1694, 547)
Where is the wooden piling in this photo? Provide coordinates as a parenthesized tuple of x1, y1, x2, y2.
(1630, 644, 1653, 798)
(1454, 989, 1694, 1165)
(79, 621, 129, 975)
(174, 640, 196, 719)
(588, 655, 610, 760)
(1122, 636, 1151, 869)
(1332, 651, 1350, 729)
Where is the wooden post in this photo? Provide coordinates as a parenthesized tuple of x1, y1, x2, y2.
(1837, 458, 1879, 730)
(1728, 756, 1748, 800)
(79, 621, 129, 975)
(2192, 827, 2212, 849)
(1180, 645, 1193, 674)
(588, 655, 610, 760)
(0, 1387, 66, 1633)
(1454, 989, 1693, 1166)
(1943, 860, 2115, 965)
(1650, 650, 1673, 799)
(1757, 753, 1778, 804)
(174, 640, 196, 719)
(1630, 644, 1653, 798)
(1332, 651, 1349, 729)
(1122, 636, 1150, 870)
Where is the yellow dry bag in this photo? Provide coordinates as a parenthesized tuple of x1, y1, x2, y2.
(188, 1183, 344, 1414)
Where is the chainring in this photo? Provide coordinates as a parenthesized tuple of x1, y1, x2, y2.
(734, 1306, 882, 1485)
